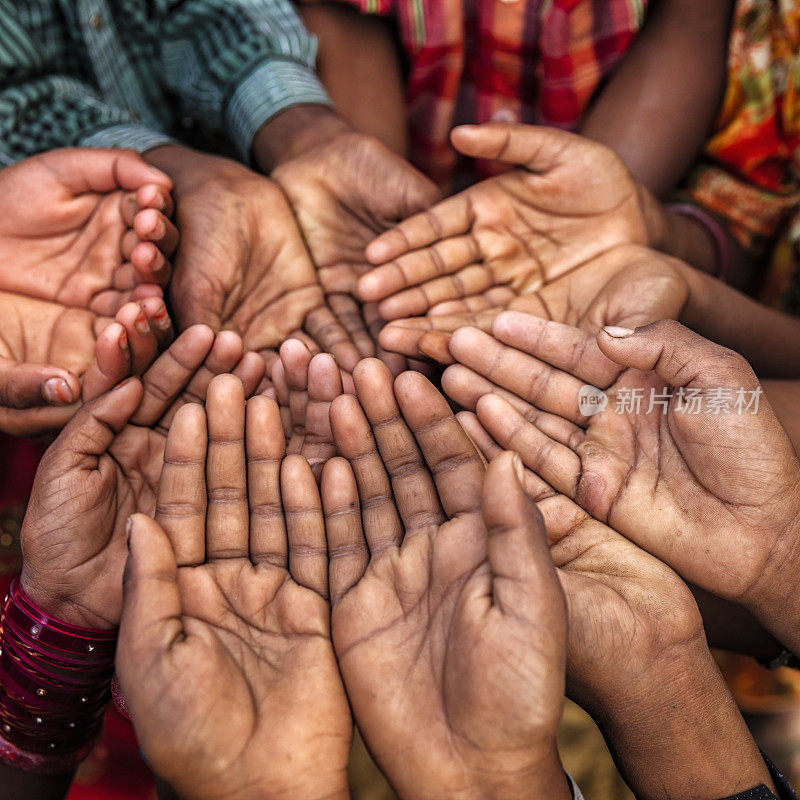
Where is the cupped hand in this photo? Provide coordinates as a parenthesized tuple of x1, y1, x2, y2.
(323, 358, 569, 800)
(0, 148, 176, 315)
(147, 146, 367, 371)
(19, 327, 266, 629)
(360, 123, 654, 319)
(463, 316, 800, 654)
(117, 378, 351, 800)
(0, 291, 172, 436)
(379, 245, 688, 384)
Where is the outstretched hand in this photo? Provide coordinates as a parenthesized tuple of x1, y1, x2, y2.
(322, 359, 569, 800)
(117, 378, 351, 800)
(360, 124, 654, 319)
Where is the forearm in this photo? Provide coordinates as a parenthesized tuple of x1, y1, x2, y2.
(299, 3, 407, 156)
(589, 640, 776, 800)
(581, 0, 732, 196)
(675, 259, 800, 378)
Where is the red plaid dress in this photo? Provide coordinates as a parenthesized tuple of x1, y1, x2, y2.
(311, 0, 648, 189)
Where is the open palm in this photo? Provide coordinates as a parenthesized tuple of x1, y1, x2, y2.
(117, 379, 351, 800)
(360, 124, 651, 320)
(19, 327, 265, 630)
(323, 359, 568, 800)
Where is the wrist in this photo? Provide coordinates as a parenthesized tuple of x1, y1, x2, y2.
(252, 105, 351, 172)
(588, 637, 776, 799)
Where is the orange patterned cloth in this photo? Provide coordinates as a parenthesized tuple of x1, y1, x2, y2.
(680, 0, 800, 311)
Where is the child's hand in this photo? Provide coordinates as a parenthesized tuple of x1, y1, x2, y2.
(0, 291, 172, 436)
(323, 359, 571, 800)
(0, 148, 177, 314)
(378, 246, 688, 381)
(117, 383, 352, 800)
(359, 123, 655, 320)
(18, 327, 265, 629)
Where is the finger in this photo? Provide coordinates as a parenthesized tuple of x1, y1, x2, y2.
(280, 338, 314, 455)
(271, 360, 293, 444)
(81, 322, 131, 402)
(476, 394, 581, 498)
(304, 305, 362, 373)
(378, 264, 493, 320)
(364, 194, 471, 265)
(246, 396, 288, 567)
(483, 451, 561, 618)
(138, 295, 173, 352)
(130, 242, 171, 287)
(451, 122, 589, 172)
(329, 393, 404, 553)
(360, 233, 481, 303)
(448, 327, 589, 424)
(353, 359, 446, 531)
(205, 375, 249, 560)
(596, 320, 758, 391)
(321, 457, 369, 605)
(156, 330, 246, 430)
(55, 148, 172, 195)
(118, 514, 183, 689)
(303, 353, 343, 476)
(113, 301, 159, 375)
(48, 378, 144, 468)
(378, 312, 495, 359)
(327, 294, 376, 358)
(131, 325, 216, 427)
(442, 363, 586, 446)
(136, 183, 174, 218)
(156, 403, 208, 568)
(363, 301, 408, 376)
(281, 454, 328, 599)
(394, 370, 485, 519)
(133, 208, 180, 258)
(430, 286, 516, 316)
(231, 351, 267, 398)
(0, 356, 79, 409)
(456, 411, 556, 501)
(417, 332, 455, 365)
(493, 312, 619, 389)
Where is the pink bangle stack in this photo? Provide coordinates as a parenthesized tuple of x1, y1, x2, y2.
(0, 577, 116, 772)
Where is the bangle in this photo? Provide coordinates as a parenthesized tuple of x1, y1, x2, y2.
(667, 202, 732, 282)
(0, 577, 117, 772)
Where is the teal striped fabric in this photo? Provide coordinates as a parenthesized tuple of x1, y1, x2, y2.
(0, 0, 331, 164)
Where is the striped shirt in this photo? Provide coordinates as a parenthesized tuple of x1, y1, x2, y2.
(0, 0, 331, 165)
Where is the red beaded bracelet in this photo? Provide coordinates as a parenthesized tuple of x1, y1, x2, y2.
(0, 577, 117, 773)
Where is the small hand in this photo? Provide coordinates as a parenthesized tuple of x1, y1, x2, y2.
(147, 146, 366, 370)
(19, 327, 266, 628)
(360, 123, 654, 319)
(379, 245, 688, 385)
(0, 291, 172, 436)
(0, 148, 177, 315)
(323, 359, 569, 800)
(117, 378, 351, 800)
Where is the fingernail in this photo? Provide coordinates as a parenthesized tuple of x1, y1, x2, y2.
(150, 219, 165, 239)
(603, 326, 635, 338)
(43, 377, 74, 405)
(135, 310, 150, 334)
(512, 452, 524, 484)
(153, 305, 172, 330)
(125, 517, 133, 548)
(118, 327, 128, 350)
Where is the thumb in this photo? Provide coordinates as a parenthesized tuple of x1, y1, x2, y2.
(50, 378, 143, 468)
(596, 319, 758, 391)
(57, 148, 172, 194)
(482, 451, 562, 617)
(451, 123, 593, 172)
(0, 356, 80, 409)
(118, 514, 183, 690)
